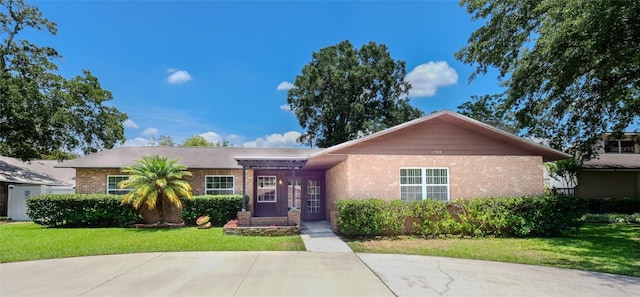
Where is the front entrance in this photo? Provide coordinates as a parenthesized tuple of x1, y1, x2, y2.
(253, 170, 325, 221)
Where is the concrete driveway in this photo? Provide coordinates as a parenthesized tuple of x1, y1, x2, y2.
(1, 252, 639, 297)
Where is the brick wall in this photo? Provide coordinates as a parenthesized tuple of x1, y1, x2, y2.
(331, 155, 544, 201)
(325, 160, 349, 218)
(76, 168, 255, 209)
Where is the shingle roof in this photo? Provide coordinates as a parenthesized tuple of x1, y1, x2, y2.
(0, 156, 75, 186)
(580, 154, 640, 169)
(56, 146, 323, 169)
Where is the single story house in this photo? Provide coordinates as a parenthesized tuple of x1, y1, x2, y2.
(0, 156, 75, 220)
(577, 134, 640, 198)
(57, 111, 569, 228)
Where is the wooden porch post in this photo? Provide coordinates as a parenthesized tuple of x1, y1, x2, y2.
(242, 165, 246, 211)
(291, 167, 297, 210)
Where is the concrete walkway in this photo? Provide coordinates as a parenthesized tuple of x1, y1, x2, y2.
(300, 220, 352, 253)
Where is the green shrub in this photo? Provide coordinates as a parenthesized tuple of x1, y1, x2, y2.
(584, 213, 640, 224)
(181, 195, 244, 226)
(336, 196, 587, 238)
(336, 199, 387, 237)
(407, 199, 456, 237)
(27, 194, 140, 227)
(583, 197, 640, 214)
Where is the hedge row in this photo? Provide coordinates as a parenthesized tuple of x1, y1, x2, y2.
(336, 196, 587, 238)
(582, 197, 640, 214)
(584, 213, 640, 224)
(181, 195, 244, 226)
(27, 194, 140, 227)
(27, 194, 244, 227)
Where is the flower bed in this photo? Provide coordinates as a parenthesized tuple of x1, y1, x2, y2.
(223, 222, 300, 236)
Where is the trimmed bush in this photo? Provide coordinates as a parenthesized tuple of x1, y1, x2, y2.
(583, 197, 640, 214)
(336, 196, 587, 238)
(27, 194, 140, 227)
(336, 199, 408, 237)
(584, 213, 640, 224)
(181, 195, 244, 227)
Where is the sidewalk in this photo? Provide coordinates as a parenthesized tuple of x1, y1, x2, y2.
(300, 221, 352, 253)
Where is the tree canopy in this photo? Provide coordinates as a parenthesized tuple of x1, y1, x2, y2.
(456, 0, 640, 161)
(457, 94, 519, 134)
(287, 40, 424, 148)
(181, 135, 230, 147)
(0, 0, 127, 161)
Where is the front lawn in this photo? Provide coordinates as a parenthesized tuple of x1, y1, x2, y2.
(346, 223, 640, 277)
(0, 222, 305, 263)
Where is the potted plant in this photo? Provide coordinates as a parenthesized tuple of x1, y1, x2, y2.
(196, 215, 212, 229)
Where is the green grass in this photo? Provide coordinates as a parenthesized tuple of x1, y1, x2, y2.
(0, 222, 305, 263)
(346, 223, 640, 277)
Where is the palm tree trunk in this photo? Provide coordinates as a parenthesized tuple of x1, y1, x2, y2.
(157, 196, 164, 223)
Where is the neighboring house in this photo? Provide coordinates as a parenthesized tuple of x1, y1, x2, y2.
(57, 111, 569, 228)
(0, 156, 76, 220)
(577, 133, 640, 198)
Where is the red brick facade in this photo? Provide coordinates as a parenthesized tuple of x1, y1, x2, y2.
(76, 168, 256, 211)
(324, 154, 544, 219)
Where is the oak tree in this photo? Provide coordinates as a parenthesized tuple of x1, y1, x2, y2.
(0, 0, 127, 161)
(456, 0, 640, 161)
(287, 40, 423, 147)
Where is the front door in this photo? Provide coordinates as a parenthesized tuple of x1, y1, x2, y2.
(302, 178, 324, 221)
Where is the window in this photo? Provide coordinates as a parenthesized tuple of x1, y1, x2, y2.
(400, 168, 449, 202)
(205, 176, 235, 195)
(604, 140, 636, 153)
(257, 176, 277, 203)
(107, 175, 132, 195)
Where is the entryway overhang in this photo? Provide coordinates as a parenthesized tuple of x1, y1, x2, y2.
(234, 156, 309, 211)
(234, 157, 308, 170)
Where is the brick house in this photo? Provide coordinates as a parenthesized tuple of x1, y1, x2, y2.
(57, 111, 569, 228)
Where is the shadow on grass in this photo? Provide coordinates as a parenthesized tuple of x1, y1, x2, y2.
(535, 223, 640, 277)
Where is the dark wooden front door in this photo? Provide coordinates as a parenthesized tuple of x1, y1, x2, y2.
(301, 177, 324, 221)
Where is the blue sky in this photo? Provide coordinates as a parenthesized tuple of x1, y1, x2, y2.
(32, 1, 502, 147)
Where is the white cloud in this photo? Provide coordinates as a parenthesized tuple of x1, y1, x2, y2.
(200, 131, 222, 143)
(280, 104, 291, 111)
(405, 61, 458, 98)
(276, 81, 295, 91)
(142, 127, 159, 136)
(243, 131, 302, 148)
(123, 119, 139, 129)
(167, 69, 193, 84)
(123, 137, 153, 146)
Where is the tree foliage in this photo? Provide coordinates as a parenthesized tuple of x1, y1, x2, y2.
(456, 0, 640, 161)
(155, 135, 175, 147)
(0, 0, 127, 161)
(119, 155, 193, 223)
(181, 135, 230, 147)
(287, 40, 424, 147)
(457, 94, 519, 134)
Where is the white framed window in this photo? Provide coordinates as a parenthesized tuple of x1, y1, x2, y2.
(400, 168, 449, 202)
(257, 176, 277, 203)
(107, 175, 132, 195)
(205, 175, 235, 195)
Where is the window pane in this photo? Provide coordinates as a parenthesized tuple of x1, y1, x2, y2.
(400, 186, 422, 202)
(400, 168, 422, 185)
(426, 185, 448, 201)
(205, 176, 234, 195)
(107, 176, 132, 194)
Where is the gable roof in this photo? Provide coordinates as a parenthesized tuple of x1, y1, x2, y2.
(0, 156, 75, 186)
(304, 110, 569, 169)
(56, 147, 323, 169)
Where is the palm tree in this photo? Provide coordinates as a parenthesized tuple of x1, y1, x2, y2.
(119, 155, 193, 224)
